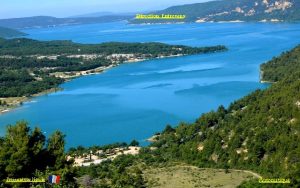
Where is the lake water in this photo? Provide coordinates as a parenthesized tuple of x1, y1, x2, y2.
(1, 22, 300, 148)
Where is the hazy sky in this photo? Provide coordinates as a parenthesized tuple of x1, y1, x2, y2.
(0, 0, 212, 19)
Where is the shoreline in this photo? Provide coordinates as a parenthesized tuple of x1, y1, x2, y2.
(0, 88, 62, 115)
(0, 53, 188, 116)
(146, 134, 160, 142)
(259, 70, 275, 84)
(260, 80, 275, 84)
(129, 20, 300, 25)
(0, 64, 117, 115)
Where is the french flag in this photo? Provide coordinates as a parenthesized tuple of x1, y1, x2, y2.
(48, 175, 60, 184)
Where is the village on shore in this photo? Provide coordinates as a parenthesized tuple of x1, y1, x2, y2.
(67, 146, 141, 167)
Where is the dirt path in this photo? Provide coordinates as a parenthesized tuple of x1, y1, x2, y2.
(185, 165, 262, 179)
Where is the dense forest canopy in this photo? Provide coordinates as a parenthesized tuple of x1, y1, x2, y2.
(0, 122, 76, 187)
(261, 44, 300, 82)
(0, 38, 226, 56)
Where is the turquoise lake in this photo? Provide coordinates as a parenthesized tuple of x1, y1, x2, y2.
(1, 22, 300, 148)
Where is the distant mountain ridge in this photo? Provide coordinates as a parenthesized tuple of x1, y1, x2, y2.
(0, 15, 133, 29)
(132, 0, 300, 23)
(70, 12, 115, 18)
(2, 0, 299, 28)
(70, 12, 135, 18)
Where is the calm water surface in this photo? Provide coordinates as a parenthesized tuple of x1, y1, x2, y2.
(0, 22, 300, 148)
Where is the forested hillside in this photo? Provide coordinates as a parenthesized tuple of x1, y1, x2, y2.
(132, 0, 300, 24)
(71, 45, 300, 187)
(261, 44, 300, 82)
(0, 27, 26, 38)
(0, 38, 226, 56)
(142, 45, 300, 187)
(149, 75, 300, 187)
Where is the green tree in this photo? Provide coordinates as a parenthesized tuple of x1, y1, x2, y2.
(0, 121, 32, 178)
(0, 122, 77, 187)
(47, 131, 66, 170)
(163, 125, 175, 134)
(129, 140, 139, 147)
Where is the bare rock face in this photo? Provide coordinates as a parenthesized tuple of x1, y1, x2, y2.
(196, 0, 297, 22)
(134, 0, 300, 23)
(264, 0, 293, 13)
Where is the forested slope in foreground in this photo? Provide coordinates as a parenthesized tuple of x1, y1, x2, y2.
(108, 45, 300, 187)
(147, 45, 300, 185)
(72, 44, 300, 187)
(1, 45, 300, 187)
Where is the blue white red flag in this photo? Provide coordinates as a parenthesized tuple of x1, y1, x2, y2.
(48, 175, 60, 184)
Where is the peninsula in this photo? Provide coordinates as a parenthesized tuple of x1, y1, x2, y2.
(0, 38, 227, 114)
